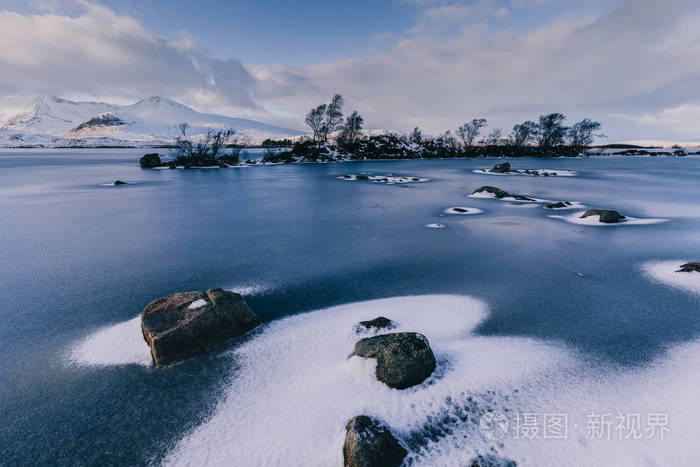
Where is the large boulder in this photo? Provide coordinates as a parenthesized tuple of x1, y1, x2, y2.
(678, 262, 700, 273)
(141, 288, 260, 365)
(355, 332, 436, 389)
(580, 209, 626, 224)
(343, 416, 407, 467)
(488, 162, 511, 173)
(139, 153, 163, 168)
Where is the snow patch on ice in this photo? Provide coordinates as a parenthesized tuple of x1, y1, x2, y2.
(67, 315, 152, 367)
(162, 294, 700, 466)
(549, 211, 667, 226)
(163, 295, 575, 466)
(473, 168, 577, 177)
(425, 223, 446, 229)
(642, 260, 700, 295)
(339, 174, 429, 184)
(443, 207, 483, 215)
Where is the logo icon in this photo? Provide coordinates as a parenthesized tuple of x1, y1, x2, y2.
(479, 411, 509, 441)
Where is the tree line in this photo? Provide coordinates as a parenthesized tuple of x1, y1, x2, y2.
(301, 94, 604, 155)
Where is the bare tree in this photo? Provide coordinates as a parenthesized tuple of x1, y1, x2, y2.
(209, 128, 235, 158)
(510, 121, 537, 146)
(305, 105, 326, 143)
(457, 118, 487, 147)
(320, 94, 345, 143)
(174, 122, 193, 158)
(536, 113, 568, 148)
(339, 110, 364, 144)
(482, 128, 503, 145)
(568, 119, 603, 147)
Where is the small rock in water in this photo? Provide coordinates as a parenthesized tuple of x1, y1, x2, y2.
(343, 415, 407, 467)
(141, 288, 260, 365)
(488, 162, 511, 173)
(356, 316, 396, 332)
(545, 201, 572, 209)
(677, 262, 700, 273)
(580, 209, 626, 224)
(355, 332, 436, 389)
(113, 180, 127, 185)
(356, 174, 370, 180)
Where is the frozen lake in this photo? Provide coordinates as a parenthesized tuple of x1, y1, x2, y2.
(1, 150, 699, 465)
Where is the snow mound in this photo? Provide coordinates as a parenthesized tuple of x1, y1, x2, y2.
(549, 211, 667, 226)
(161, 294, 700, 466)
(339, 174, 429, 184)
(425, 223, 446, 229)
(473, 169, 577, 177)
(163, 295, 574, 466)
(443, 207, 483, 215)
(67, 315, 152, 367)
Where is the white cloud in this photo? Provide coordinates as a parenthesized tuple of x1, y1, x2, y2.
(0, 0, 257, 112)
(2, 0, 700, 140)
(251, 0, 700, 139)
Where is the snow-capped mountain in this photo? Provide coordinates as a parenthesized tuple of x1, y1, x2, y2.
(0, 96, 305, 147)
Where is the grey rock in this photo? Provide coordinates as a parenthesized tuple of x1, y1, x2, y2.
(488, 162, 511, 173)
(355, 332, 436, 389)
(343, 416, 407, 467)
(139, 153, 162, 168)
(580, 209, 626, 224)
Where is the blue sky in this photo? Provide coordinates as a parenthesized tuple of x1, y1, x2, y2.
(1, 0, 700, 142)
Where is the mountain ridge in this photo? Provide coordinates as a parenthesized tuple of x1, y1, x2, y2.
(0, 95, 305, 147)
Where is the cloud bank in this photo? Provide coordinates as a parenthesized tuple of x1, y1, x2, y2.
(2, 0, 700, 140)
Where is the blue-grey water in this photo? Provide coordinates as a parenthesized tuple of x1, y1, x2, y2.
(0, 150, 699, 464)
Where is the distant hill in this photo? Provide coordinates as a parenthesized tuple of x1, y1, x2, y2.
(0, 95, 305, 147)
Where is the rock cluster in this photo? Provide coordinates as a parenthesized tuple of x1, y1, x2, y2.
(678, 262, 700, 273)
(545, 201, 572, 209)
(356, 316, 396, 332)
(472, 186, 534, 201)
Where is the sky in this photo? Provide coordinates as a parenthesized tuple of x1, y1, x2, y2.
(1, 0, 700, 142)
